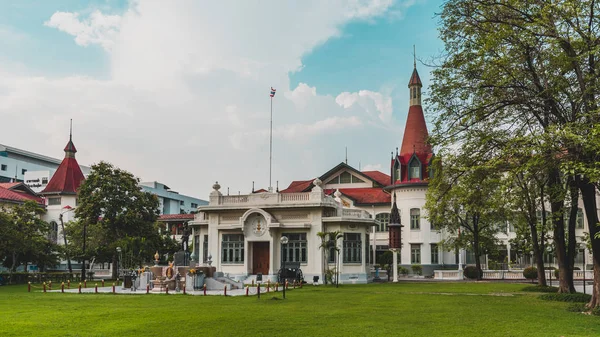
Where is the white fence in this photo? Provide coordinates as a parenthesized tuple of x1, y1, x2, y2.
(434, 269, 594, 280)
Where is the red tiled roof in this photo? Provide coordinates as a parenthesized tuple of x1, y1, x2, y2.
(253, 188, 268, 193)
(0, 182, 20, 189)
(158, 214, 195, 221)
(408, 68, 422, 86)
(0, 186, 44, 205)
(280, 179, 314, 193)
(41, 157, 85, 195)
(361, 171, 391, 186)
(400, 105, 431, 157)
(338, 188, 390, 205)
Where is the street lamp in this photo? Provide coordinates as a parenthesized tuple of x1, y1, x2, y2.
(59, 205, 75, 275)
(281, 236, 288, 299)
(116, 247, 122, 285)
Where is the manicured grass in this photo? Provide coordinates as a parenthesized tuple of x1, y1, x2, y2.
(0, 282, 598, 336)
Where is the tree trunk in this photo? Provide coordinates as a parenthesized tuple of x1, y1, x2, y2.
(112, 253, 118, 280)
(548, 169, 575, 293)
(530, 223, 547, 286)
(60, 217, 73, 275)
(473, 214, 482, 281)
(578, 179, 600, 309)
(9, 251, 17, 284)
(567, 178, 578, 272)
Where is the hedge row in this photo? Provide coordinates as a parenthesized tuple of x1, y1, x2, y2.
(539, 293, 592, 303)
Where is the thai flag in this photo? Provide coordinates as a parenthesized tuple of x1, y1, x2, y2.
(270, 87, 276, 97)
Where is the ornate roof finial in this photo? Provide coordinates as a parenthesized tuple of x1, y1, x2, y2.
(345, 146, 348, 164)
(252, 181, 255, 193)
(276, 180, 279, 193)
(64, 119, 77, 157)
(396, 147, 398, 156)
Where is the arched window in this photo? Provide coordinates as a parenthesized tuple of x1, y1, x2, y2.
(409, 158, 421, 180)
(410, 208, 420, 230)
(376, 213, 390, 232)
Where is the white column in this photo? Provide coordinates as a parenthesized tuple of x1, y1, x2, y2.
(392, 250, 398, 282)
(506, 241, 511, 270)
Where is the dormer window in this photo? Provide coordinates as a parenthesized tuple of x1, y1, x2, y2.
(408, 157, 421, 180)
(393, 162, 400, 182)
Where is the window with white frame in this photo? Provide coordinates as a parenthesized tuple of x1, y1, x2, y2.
(343, 233, 362, 263)
(431, 243, 439, 264)
(410, 208, 420, 230)
(376, 213, 390, 232)
(221, 234, 244, 264)
(411, 244, 421, 264)
(282, 233, 307, 263)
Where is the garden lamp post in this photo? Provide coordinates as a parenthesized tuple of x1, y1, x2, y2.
(281, 236, 288, 299)
(116, 247, 122, 284)
(59, 205, 75, 275)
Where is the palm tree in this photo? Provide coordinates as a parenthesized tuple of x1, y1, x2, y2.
(317, 230, 343, 285)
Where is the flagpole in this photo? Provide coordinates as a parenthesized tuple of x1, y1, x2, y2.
(269, 93, 273, 192)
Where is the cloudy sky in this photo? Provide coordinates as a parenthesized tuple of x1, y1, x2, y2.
(0, 0, 443, 199)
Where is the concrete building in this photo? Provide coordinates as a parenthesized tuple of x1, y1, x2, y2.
(140, 181, 207, 215)
(190, 180, 376, 284)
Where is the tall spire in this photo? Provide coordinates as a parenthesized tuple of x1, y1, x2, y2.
(408, 45, 422, 107)
(64, 119, 77, 158)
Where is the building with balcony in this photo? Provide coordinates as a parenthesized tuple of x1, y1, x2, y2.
(189, 180, 376, 284)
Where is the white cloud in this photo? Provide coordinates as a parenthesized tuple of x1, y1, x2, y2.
(362, 163, 382, 171)
(335, 90, 393, 122)
(44, 10, 121, 51)
(0, 1, 411, 197)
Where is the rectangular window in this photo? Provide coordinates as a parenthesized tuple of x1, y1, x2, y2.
(191, 203, 198, 208)
(343, 233, 362, 263)
(179, 200, 185, 206)
(221, 234, 244, 264)
(0, 164, 6, 171)
(42, 177, 48, 184)
(282, 233, 307, 263)
(376, 213, 390, 232)
(202, 235, 208, 263)
(411, 244, 421, 264)
(48, 197, 61, 206)
(431, 244, 439, 264)
(410, 208, 420, 230)
(21, 168, 27, 175)
(365, 234, 370, 263)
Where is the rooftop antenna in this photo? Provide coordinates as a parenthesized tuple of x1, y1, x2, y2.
(252, 181, 255, 193)
(227, 187, 230, 196)
(276, 181, 279, 193)
(69, 118, 73, 141)
(413, 45, 416, 68)
(345, 147, 348, 164)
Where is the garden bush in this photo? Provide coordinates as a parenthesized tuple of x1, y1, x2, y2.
(539, 293, 592, 303)
(521, 285, 558, 293)
(398, 266, 409, 276)
(463, 266, 481, 279)
(411, 264, 423, 276)
(523, 266, 538, 280)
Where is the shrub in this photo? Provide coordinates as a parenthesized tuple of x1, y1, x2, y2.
(521, 285, 558, 293)
(566, 303, 587, 313)
(411, 264, 423, 276)
(539, 293, 592, 303)
(554, 269, 560, 279)
(463, 266, 481, 279)
(523, 267, 538, 280)
(399, 266, 409, 276)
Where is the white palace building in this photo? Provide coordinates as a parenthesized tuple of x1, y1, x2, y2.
(188, 63, 595, 284)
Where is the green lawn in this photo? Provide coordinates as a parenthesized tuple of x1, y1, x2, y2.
(0, 282, 597, 336)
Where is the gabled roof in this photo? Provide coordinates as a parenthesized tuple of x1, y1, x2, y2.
(280, 179, 314, 193)
(0, 182, 21, 190)
(0, 184, 44, 205)
(335, 188, 390, 205)
(361, 171, 391, 187)
(158, 214, 195, 221)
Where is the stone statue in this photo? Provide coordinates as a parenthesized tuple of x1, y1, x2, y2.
(181, 223, 191, 251)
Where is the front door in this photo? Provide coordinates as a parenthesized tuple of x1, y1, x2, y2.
(252, 242, 270, 275)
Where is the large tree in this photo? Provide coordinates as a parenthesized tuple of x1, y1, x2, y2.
(430, 0, 600, 305)
(69, 161, 160, 279)
(0, 201, 58, 282)
(426, 151, 507, 280)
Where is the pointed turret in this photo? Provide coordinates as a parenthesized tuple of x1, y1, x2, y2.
(40, 121, 85, 195)
(389, 48, 434, 185)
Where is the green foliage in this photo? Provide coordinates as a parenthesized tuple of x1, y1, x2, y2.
(411, 264, 422, 276)
(523, 267, 538, 280)
(69, 162, 161, 276)
(316, 231, 342, 285)
(539, 293, 592, 303)
(566, 303, 587, 313)
(0, 201, 59, 276)
(521, 285, 558, 293)
(463, 266, 481, 280)
(399, 266, 409, 276)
